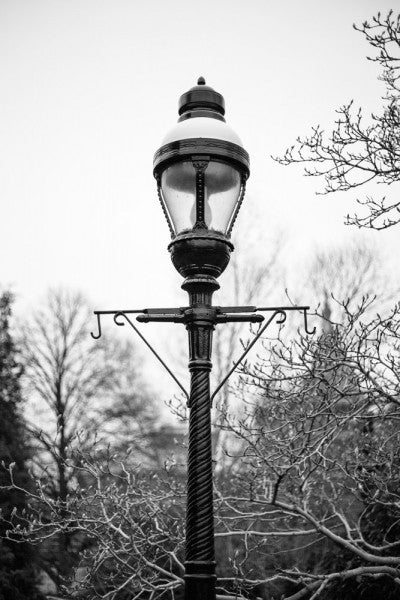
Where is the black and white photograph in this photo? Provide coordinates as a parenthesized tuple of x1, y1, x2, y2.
(1, 1, 400, 598)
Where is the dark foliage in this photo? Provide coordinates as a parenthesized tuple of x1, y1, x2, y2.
(0, 292, 43, 599)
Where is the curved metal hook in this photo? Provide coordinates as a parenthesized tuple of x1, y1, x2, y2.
(275, 310, 287, 325)
(303, 308, 316, 335)
(90, 313, 102, 340)
(113, 312, 126, 327)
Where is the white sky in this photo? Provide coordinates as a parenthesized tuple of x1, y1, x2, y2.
(1, 0, 399, 403)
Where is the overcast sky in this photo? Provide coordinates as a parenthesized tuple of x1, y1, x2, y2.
(1, 0, 398, 402)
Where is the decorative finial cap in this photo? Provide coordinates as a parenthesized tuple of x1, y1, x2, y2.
(178, 78, 225, 119)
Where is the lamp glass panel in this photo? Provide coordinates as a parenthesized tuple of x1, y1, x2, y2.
(204, 162, 241, 233)
(161, 161, 196, 234)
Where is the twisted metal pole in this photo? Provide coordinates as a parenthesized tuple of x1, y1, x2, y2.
(183, 277, 218, 600)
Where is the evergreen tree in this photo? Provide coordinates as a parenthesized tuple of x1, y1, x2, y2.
(0, 292, 42, 599)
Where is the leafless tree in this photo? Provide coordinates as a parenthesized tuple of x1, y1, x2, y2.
(302, 241, 396, 331)
(22, 289, 154, 491)
(4, 449, 187, 599)
(275, 11, 400, 230)
(20, 288, 157, 584)
(6, 293, 400, 599)
(212, 297, 400, 599)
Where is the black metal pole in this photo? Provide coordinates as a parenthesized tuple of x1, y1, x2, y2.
(183, 275, 218, 600)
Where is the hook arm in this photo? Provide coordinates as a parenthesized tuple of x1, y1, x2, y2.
(303, 308, 316, 335)
(90, 313, 102, 339)
(256, 305, 316, 335)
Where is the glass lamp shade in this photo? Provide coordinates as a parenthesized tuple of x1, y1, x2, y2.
(154, 80, 250, 238)
(160, 160, 242, 235)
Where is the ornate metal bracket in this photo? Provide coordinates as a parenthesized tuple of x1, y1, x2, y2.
(210, 305, 316, 403)
(91, 309, 189, 401)
(256, 305, 317, 336)
(91, 304, 315, 401)
(90, 309, 146, 340)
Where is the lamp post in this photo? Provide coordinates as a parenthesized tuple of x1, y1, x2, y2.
(91, 78, 315, 600)
(153, 77, 252, 600)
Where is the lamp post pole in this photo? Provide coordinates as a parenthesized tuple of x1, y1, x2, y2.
(90, 79, 316, 600)
(167, 234, 236, 600)
(183, 277, 218, 599)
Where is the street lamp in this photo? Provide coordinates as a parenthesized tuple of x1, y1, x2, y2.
(153, 77, 251, 600)
(153, 76, 249, 260)
(91, 78, 315, 600)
